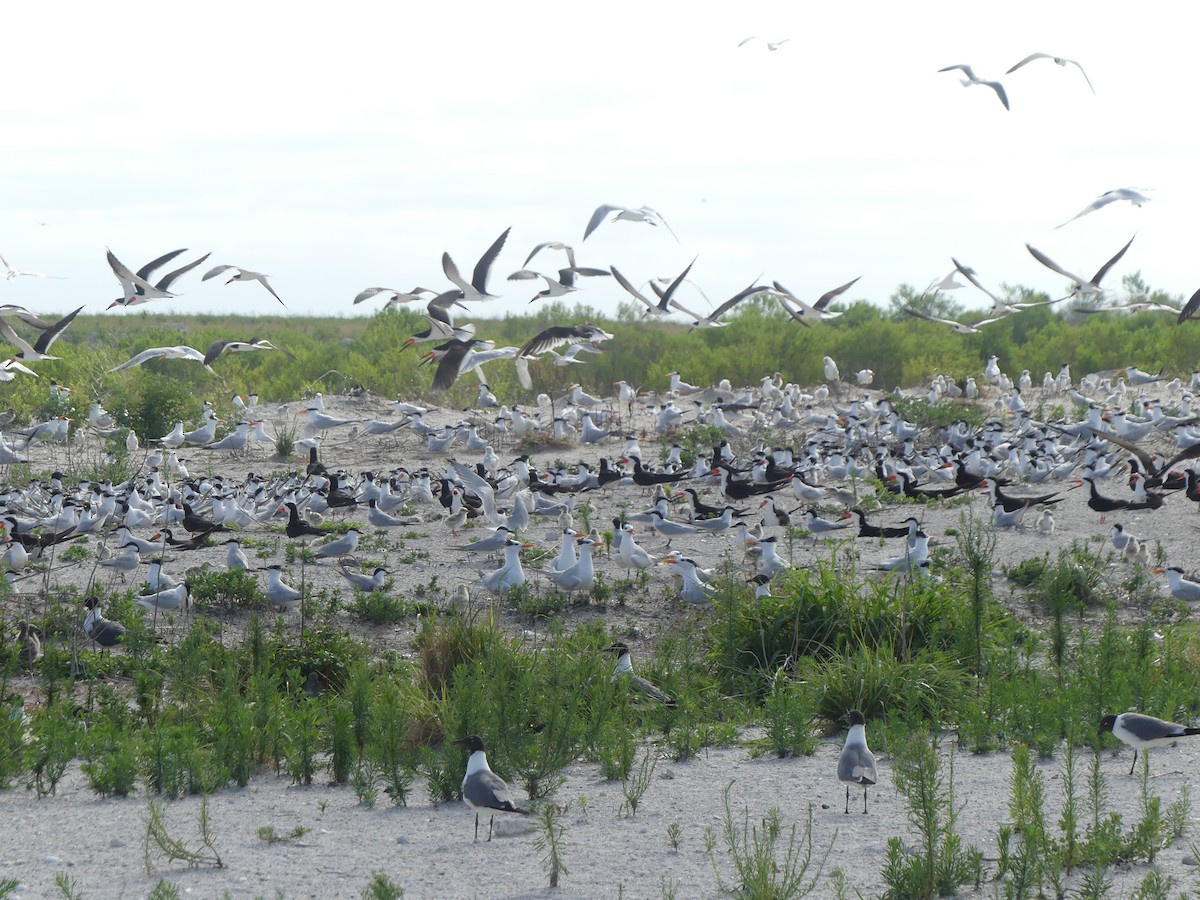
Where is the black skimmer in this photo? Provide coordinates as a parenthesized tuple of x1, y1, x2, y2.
(937, 64, 1010, 110)
(453, 735, 529, 841)
(1100, 712, 1200, 775)
(772, 277, 858, 326)
(202, 265, 287, 307)
(441, 227, 510, 302)
(106, 248, 183, 306)
(1006, 53, 1095, 94)
(900, 305, 1011, 335)
(107, 248, 211, 308)
(0, 305, 84, 364)
(610, 260, 696, 320)
(1026, 235, 1135, 301)
(202, 337, 291, 367)
(838, 710, 878, 814)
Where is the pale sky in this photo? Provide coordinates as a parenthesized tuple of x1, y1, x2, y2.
(1, 2, 1193, 321)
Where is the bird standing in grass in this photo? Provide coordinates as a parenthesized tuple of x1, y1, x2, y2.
(1100, 712, 1200, 775)
(452, 735, 529, 841)
(838, 710, 877, 814)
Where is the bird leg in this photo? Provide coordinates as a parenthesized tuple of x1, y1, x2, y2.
(487, 814, 495, 842)
(1129, 749, 1138, 776)
(474, 812, 480, 842)
(844, 785, 849, 815)
(862, 787, 868, 815)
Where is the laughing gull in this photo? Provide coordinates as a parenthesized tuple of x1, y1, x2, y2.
(838, 710, 878, 814)
(452, 735, 529, 841)
(1100, 712, 1200, 774)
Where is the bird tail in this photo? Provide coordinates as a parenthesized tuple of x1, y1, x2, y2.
(1184, 727, 1200, 736)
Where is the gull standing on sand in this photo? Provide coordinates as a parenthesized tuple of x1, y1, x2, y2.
(838, 710, 878, 814)
(1100, 712, 1200, 775)
(203, 265, 287, 307)
(453, 735, 529, 842)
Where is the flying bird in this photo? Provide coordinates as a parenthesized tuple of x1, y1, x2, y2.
(1056, 189, 1151, 228)
(937, 64, 1010, 110)
(202, 266, 287, 308)
(1026, 235, 1135, 299)
(203, 337, 292, 367)
(1, 253, 65, 280)
(110, 346, 214, 373)
(583, 204, 677, 242)
(442, 227, 511, 302)
(1177, 288, 1200, 324)
(108, 250, 211, 309)
(900, 304, 1011, 334)
(1006, 52, 1095, 94)
(0, 305, 84, 363)
(107, 248, 180, 306)
(507, 266, 609, 302)
(772, 277, 859, 326)
(352, 286, 437, 306)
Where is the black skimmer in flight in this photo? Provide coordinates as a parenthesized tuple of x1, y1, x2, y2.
(202, 265, 287, 307)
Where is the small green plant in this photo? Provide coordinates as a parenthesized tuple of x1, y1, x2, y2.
(710, 782, 831, 899)
(257, 825, 309, 844)
(53, 872, 83, 900)
(146, 881, 181, 900)
(143, 797, 224, 872)
(666, 822, 682, 851)
(620, 747, 658, 817)
(534, 803, 569, 888)
(361, 871, 404, 899)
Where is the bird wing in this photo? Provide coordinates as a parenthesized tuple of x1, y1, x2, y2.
(643, 206, 679, 242)
(515, 355, 532, 390)
(1089, 235, 1135, 287)
(33, 305, 84, 354)
(430, 341, 473, 393)
(448, 459, 499, 523)
(202, 264, 237, 282)
(938, 63, 976, 79)
(951, 258, 1005, 306)
(985, 80, 1010, 110)
(0, 305, 52, 329)
(256, 275, 287, 307)
(471, 227, 511, 294)
(155, 252, 211, 291)
(518, 325, 573, 358)
(610, 266, 656, 309)
(136, 248, 188, 281)
(1055, 195, 1115, 228)
(1069, 59, 1096, 94)
(0, 319, 36, 358)
(353, 287, 393, 304)
(1025, 244, 1090, 285)
(815, 276, 861, 309)
(110, 348, 172, 371)
(1005, 52, 1051, 74)
(203, 340, 233, 366)
(442, 252, 473, 295)
(506, 269, 543, 282)
(773, 291, 812, 328)
(583, 204, 621, 241)
(900, 305, 962, 329)
(523, 241, 575, 269)
(657, 258, 697, 310)
(704, 281, 768, 323)
(1178, 288, 1200, 324)
(109, 249, 173, 297)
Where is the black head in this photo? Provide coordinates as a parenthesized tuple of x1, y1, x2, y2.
(84, 595, 100, 611)
(606, 641, 630, 656)
(1099, 713, 1117, 735)
(453, 735, 485, 753)
(847, 710, 866, 726)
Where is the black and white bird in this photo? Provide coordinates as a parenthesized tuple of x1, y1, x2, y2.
(608, 642, 675, 707)
(442, 227, 511, 302)
(83, 596, 126, 648)
(1158, 566, 1200, 604)
(838, 710, 878, 814)
(1026, 235, 1134, 300)
(202, 265, 287, 307)
(452, 735, 529, 841)
(1099, 712, 1200, 775)
(583, 204, 677, 242)
(0, 305, 83, 364)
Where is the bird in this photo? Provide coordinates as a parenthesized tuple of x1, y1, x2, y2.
(937, 64, 1010, 110)
(1157, 566, 1200, 604)
(508, 266, 609, 302)
(224, 539, 252, 571)
(0, 305, 84, 363)
(105, 248, 211, 308)
(83, 596, 126, 649)
(610, 260, 698, 320)
(106, 248, 180, 305)
(109, 346, 213, 373)
(453, 734, 529, 841)
(339, 565, 390, 592)
(135, 582, 189, 612)
(901, 304, 1010, 334)
(480, 539, 530, 595)
(441, 227, 511, 302)
(263, 565, 304, 609)
(202, 266, 287, 307)
(202, 337, 291, 367)
(313, 528, 361, 560)
(279, 502, 327, 540)
(16, 620, 43, 667)
(608, 642, 675, 706)
(838, 710, 878, 814)
(1006, 52, 1095, 94)
(1026, 235, 1135, 300)
(1099, 712, 1200, 775)
(583, 204, 677, 242)
(0, 253, 65, 280)
(1056, 189, 1149, 228)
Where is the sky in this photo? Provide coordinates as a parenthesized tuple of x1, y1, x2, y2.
(0, 2, 1194, 324)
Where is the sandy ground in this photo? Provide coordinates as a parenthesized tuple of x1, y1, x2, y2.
(3, 380, 1200, 897)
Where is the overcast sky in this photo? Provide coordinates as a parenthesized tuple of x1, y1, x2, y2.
(0, 2, 1192, 323)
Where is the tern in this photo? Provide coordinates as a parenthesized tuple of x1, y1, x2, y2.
(314, 528, 361, 560)
(900, 304, 1010, 334)
(453, 735, 529, 841)
(338, 565, 390, 592)
(203, 337, 291, 367)
(937, 64, 1010, 110)
(1026, 235, 1135, 300)
(772, 277, 858, 326)
(1006, 52, 1095, 94)
(110, 346, 214, 373)
(1100, 712, 1200, 775)
(352, 285, 436, 306)
(0, 253, 65, 280)
(1157, 566, 1200, 604)
(263, 565, 304, 609)
(202, 265, 287, 307)
(1056, 189, 1150, 228)
(611, 260, 696, 320)
(838, 710, 878, 814)
(441, 227, 511, 302)
(583, 204, 677, 242)
(508, 266, 609, 302)
(136, 583, 189, 612)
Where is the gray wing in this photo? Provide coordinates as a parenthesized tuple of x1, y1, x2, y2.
(1025, 244, 1089, 284)
(156, 252, 212, 291)
(136, 248, 187, 281)
(610, 266, 656, 309)
(1089, 235, 1135, 287)
(202, 265, 236, 282)
(1121, 713, 1188, 741)
(1178, 288, 1200, 324)
(471, 227, 511, 294)
(838, 742, 877, 785)
(1005, 52, 1050, 74)
(583, 204, 620, 241)
(464, 770, 521, 811)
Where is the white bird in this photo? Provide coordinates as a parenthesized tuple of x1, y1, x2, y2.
(135, 582, 188, 612)
(1056, 189, 1150, 228)
(838, 710, 878, 814)
(224, 539, 251, 571)
(1006, 52, 1095, 94)
(0, 305, 83, 363)
(583, 204, 677, 242)
(314, 528, 361, 560)
(452, 735, 528, 842)
(937, 64, 1010, 110)
(0, 253, 65, 280)
(544, 536, 598, 594)
(480, 539, 528, 595)
(1100, 712, 1200, 775)
(441, 228, 510, 302)
(1159, 566, 1200, 604)
(110, 346, 213, 373)
(99, 542, 141, 577)
(1026, 236, 1134, 300)
(202, 265, 287, 307)
(608, 642, 674, 706)
(822, 356, 840, 382)
(264, 565, 304, 609)
(202, 421, 254, 453)
(660, 555, 717, 605)
(106, 248, 177, 305)
(339, 565, 390, 592)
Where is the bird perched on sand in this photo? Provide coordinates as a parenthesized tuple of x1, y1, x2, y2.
(1157, 566, 1200, 604)
(937, 64, 1010, 110)
(263, 565, 303, 609)
(202, 265, 287, 307)
(1100, 712, 1200, 775)
(838, 710, 878, 814)
(453, 735, 529, 841)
